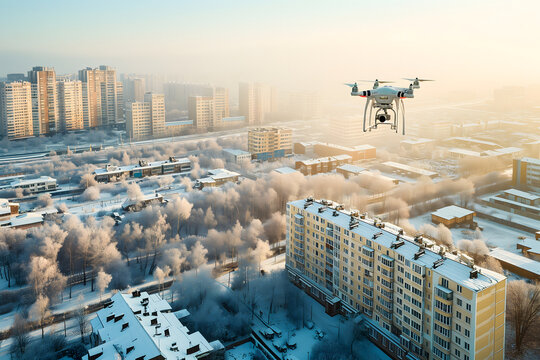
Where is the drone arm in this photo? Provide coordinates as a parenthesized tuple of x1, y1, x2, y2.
(363, 98, 370, 132)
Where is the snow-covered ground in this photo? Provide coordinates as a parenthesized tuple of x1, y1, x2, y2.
(408, 213, 535, 253)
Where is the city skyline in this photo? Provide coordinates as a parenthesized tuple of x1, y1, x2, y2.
(2, 1, 540, 96)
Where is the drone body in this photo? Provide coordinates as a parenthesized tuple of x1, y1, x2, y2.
(345, 78, 432, 135)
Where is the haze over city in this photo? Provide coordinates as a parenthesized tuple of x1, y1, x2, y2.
(0, 1, 539, 360)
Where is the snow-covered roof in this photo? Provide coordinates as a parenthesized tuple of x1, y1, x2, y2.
(223, 148, 251, 156)
(432, 205, 475, 220)
(502, 189, 540, 202)
(207, 168, 240, 180)
(222, 116, 245, 122)
(401, 138, 434, 145)
(447, 137, 501, 147)
(289, 199, 505, 292)
(85, 291, 217, 360)
(165, 120, 193, 126)
(449, 148, 482, 157)
(10, 176, 56, 187)
(273, 167, 300, 175)
(490, 248, 540, 276)
(518, 239, 540, 255)
(337, 164, 366, 174)
(94, 158, 190, 175)
(314, 142, 375, 152)
(382, 161, 437, 177)
(5, 212, 43, 227)
(299, 155, 352, 166)
(122, 193, 163, 208)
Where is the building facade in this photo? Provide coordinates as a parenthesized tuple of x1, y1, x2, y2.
(57, 80, 84, 131)
(0, 81, 33, 139)
(248, 127, 292, 161)
(27, 66, 58, 135)
(78, 65, 122, 128)
(239, 82, 275, 125)
(213, 87, 230, 126)
(126, 92, 165, 140)
(513, 157, 540, 191)
(188, 95, 214, 129)
(286, 198, 506, 360)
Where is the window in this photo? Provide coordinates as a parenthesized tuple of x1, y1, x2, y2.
(466, 303, 472, 312)
(455, 323, 461, 332)
(457, 298, 462, 306)
(465, 329, 470, 337)
(441, 278, 449, 288)
(455, 336, 461, 345)
(457, 285, 462, 293)
(465, 316, 471, 324)
(464, 342, 470, 350)
(455, 349, 461, 357)
(456, 311, 462, 319)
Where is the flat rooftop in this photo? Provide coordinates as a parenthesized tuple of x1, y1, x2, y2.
(94, 158, 190, 175)
(490, 248, 540, 277)
(432, 205, 475, 220)
(223, 148, 250, 156)
(289, 199, 505, 292)
(502, 189, 540, 202)
(382, 161, 437, 177)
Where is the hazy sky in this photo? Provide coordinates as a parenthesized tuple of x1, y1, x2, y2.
(2, 0, 540, 95)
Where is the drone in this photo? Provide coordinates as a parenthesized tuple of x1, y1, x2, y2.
(345, 78, 433, 135)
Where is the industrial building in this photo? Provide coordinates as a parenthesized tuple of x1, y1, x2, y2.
(287, 198, 506, 360)
(487, 189, 540, 218)
(489, 248, 540, 281)
(84, 291, 223, 360)
(313, 143, 376, 161)
(431, 206, 476, 228)
(93, 157, 191, 182)
(248, 127, 292, 161)
(336, 164, 366, 178)
(381, 161, 438, 179)
(295, 155, 352, 176)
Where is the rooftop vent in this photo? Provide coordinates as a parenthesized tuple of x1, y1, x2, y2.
(106, 314, 115, 322)
(132, 290, 141, 298)
(398, 229, 404, 235)
(121, 322, 129, 331)
(373, 232, 383, 239)
(169, 156, 176, 162)
(332, 210, 338, 217)
(414, 249, 425, 260)
(150, 318, 158, 326)
(114, 314, 124, 323)
(391, 239, 405, 249)
(336, 204, 344, 210)
(433, 258, 444, 269)
(414, 235, 423, 244)
(318, 206, 326, 213)
(470, 269, 479, 279)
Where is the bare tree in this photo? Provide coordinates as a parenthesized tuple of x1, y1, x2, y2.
(10, 314, 29, 357)
(75, 295, 89, 344)
(507, 280, 540, 353)
(29, 294, 50, 338)
(154, 265, 171, 297)
(188, 241, 208, 276)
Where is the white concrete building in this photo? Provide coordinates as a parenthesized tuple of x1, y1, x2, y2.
(10, 176, 57, 193)
(84, 291, 223, 360)
(126, 92, 165, 140)
(223, 148, 251, 164)
(57, 80, 84, 131)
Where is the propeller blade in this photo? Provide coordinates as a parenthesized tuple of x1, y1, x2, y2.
(344, 83, 356, 87)
(403, 78, 434, 82)
(358, 80, 394, 83)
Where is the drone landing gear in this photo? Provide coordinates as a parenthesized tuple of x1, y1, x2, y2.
(362, 98, 406, 135)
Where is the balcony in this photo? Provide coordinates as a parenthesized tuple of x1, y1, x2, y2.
(436, 286, 453, 301)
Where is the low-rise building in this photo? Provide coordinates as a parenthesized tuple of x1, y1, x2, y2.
(488, 189, 540, 218)
(94, 157, 191, 182)
(517, 238, 540, 261)
(489, 247, 540, 280)
(381, 161, 437, 179)
(222, 148, 251, 164)
(400, 138, 434, 153)
(164, 119, 194, 136)
(336, 164, 366, 178)
(84, 291, 223, 360)
(272, 167, 300, 175)
(195, 168, 240, 189)
(431, 205, 476, 228)
(0, 199, 19, 220)
(295, 155, 352, 176)
(10, 176, 57, 193)
(313, 142, 376, 161)
(122, 193, 164, 212)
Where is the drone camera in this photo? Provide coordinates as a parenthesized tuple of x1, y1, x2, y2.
(377, 114, 390, 123)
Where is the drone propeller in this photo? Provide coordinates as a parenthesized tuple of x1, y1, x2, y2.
(358, 79, 394, 84)
(344, 83, 357, 88)
(403, 78, 434, 82)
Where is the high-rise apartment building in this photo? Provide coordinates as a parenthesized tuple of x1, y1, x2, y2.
(213, 87, 230, 126)
(513, 157, 540, 191)
(286, 198, 506, 360)
(247, 127, 292, 161)
(163, 83, 213, 112)
(27, 66, 58, 135)
(239, 82, 276, 125)
(57, 80, 84, 131)
(78, 65, 121, 128)
(0, 82, 33, 139)
(188, 96, 214, 129)
(126, 92, 165, 141)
